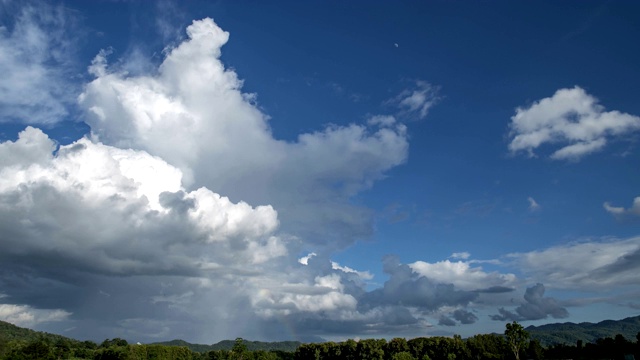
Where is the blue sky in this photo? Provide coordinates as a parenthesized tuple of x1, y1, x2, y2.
(0, 0, 639, 343)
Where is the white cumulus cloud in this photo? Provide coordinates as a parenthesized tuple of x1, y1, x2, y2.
(254, 274, 358, 315)
(508, 86, 640, 160)
(410, 259, 516, 291)
(0, 125, 298, 342)
(0, 127, 284, 275)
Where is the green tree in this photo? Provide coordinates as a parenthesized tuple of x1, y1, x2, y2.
(253, 350, 279, 360)
(393, 352, 417, 360)
(9, 338, 55, 360)
(356, 339, 385, 360)
(465, 334, 507, 360)
(525, 339, 544, 360)
(294, 343, 320, 360)
(231, 338, 248, 360)
(99, 338, 128, 348)
(386, 338, 410, 359)
(407, 337, 432, 360)
(504, 322, 529, 360)
(93, 345, 128, 360)
(207, 349, 230, 359)
(340, 339, 358, 360)
(321, 341, 342, 360)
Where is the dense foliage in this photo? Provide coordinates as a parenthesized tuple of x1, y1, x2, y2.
(1, 318, 640, 360)
(292, 333, 640, 360)
(0, 321, 76, 345)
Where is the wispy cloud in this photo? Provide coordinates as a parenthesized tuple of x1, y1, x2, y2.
(0, 2, 81, 124)
(331, 261, 374, 281)
(528, 196, 541, 212)
(450, 252, 471, 260)
(390, 80, 440, 120)
(508, 236, 640, 290)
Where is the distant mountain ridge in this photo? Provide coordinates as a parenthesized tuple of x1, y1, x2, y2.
(152, 338, 301, 353)
(2, 315, 640, 352)
(526, 315, 640, 346)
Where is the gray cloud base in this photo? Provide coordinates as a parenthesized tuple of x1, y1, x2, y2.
(490, 283, 568, 321)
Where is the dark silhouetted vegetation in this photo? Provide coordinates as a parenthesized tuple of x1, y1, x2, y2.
(1, 317, 640, 360)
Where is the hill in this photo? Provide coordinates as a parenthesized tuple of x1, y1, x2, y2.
(153, 338, 301, 353)
(0, 320, 78, 344)
(526, 315, 640, 346)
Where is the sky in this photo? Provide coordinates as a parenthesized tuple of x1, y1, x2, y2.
(0, 0, 639, 344)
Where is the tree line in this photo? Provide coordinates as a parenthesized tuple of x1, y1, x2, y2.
(1, 322, 639, 360)
(293, 323, 640, 360)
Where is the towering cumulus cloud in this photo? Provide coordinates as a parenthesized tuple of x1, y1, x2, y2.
(79, 18, 409, 251)
(0, 18, 412, 342)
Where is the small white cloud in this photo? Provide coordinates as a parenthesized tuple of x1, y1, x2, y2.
(603, 202, 625, 215)
(87, 48, 112, 77)
(450, 252, 471, 260)
(331, 261, 374, 280)
(394, 43, 399, 48)
(298, 252, 317, 265)
(528, 196, 541, 212)
(508, 86, 640, 160)
(604, 197, 640, 217)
